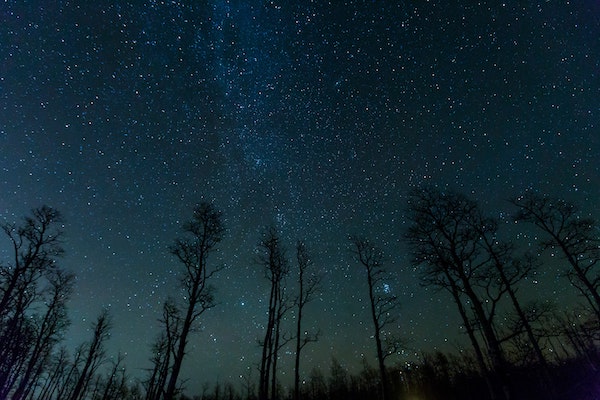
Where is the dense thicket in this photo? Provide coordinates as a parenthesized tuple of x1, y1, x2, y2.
(0, 191, 598, 400)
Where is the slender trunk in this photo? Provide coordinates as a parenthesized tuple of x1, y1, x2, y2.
(497, 265, 558, 397)
(463, 279, 510, 400)
(445, 274, 495, 397)
(164, 282, 197, 400)
(485, 242, 557, 397)
(145, 359, 159, 400)
(504, 273, 546, 363)
(293, 298, 304, 400)
(258, 229, 287, 400)
(69, 347, 97, 400)
(448, 247, 509, 400)
(13, 316, 57, 400)
(70, 313, 109, 400)
(0, 299, 30, 394)
(89, 375, 102, 400)
(39, 357, 64, 400)
(56, 354, 80, 400)
(271, 279, 287, 399)
(101, 360, 120, 400)
(366, 267, 389, 400)
(164, 315, 190, 400)
(271, 309, 281, 400)
(21, 356, 47, 400)
(40, 346, 69, 400)
(260, 280, 277, 400)
(157, 330, 174, 400)
(13, 349, 48, 400)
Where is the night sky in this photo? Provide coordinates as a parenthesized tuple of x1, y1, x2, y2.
(1, 0, 599, 395)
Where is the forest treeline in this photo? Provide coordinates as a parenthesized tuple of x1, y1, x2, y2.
(0, 188, 598, 400)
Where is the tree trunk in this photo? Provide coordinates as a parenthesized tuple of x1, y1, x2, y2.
(164, 284, 197, 400)
(367, 268, 389, 400)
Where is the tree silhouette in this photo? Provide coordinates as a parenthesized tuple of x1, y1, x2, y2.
(0, 206, 64, 318)
(405, 188, 511, 400)
(257, 227, 291, 400)
(293, 240, 322, 400)
(12, 269, 75, 400)
(473, 211, 556, 396)
(164, 202, 225, 400)
(512, 192, 600, 322)
(350, 237, 400, 400)
(0, 206, 69, 399)
(1, 195, 599, 400)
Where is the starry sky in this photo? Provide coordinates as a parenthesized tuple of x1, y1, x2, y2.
(1, 0, 599, 395)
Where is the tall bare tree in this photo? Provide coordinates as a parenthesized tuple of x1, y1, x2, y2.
(257, 227, 290, 400)
(293, 240, 321, 400)
(163, 202, 225, 400)
(512, 192, 600, 322)
(473, 212, 556, 396)
(12, 269, 75, 400)
(405, 188, 510, 400)
(0, 206, 67, 398)
(350, 237, 400, 400)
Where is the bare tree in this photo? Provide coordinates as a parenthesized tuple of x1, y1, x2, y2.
(163, 202, 225, 400)
(0, 206, 68, 398)
(0, 206, 64, 318)
(512, 192, 600, 322)
(405, 188, 510, 400)
(293, 240, 322, 400)
(350, 237, 400, 400)
(257, 227, 290, 400)
(473, 213, 557, 397)
(12, 269, 75, 400)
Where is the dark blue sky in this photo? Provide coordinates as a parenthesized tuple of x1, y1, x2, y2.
(1, 0, 599, 395)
